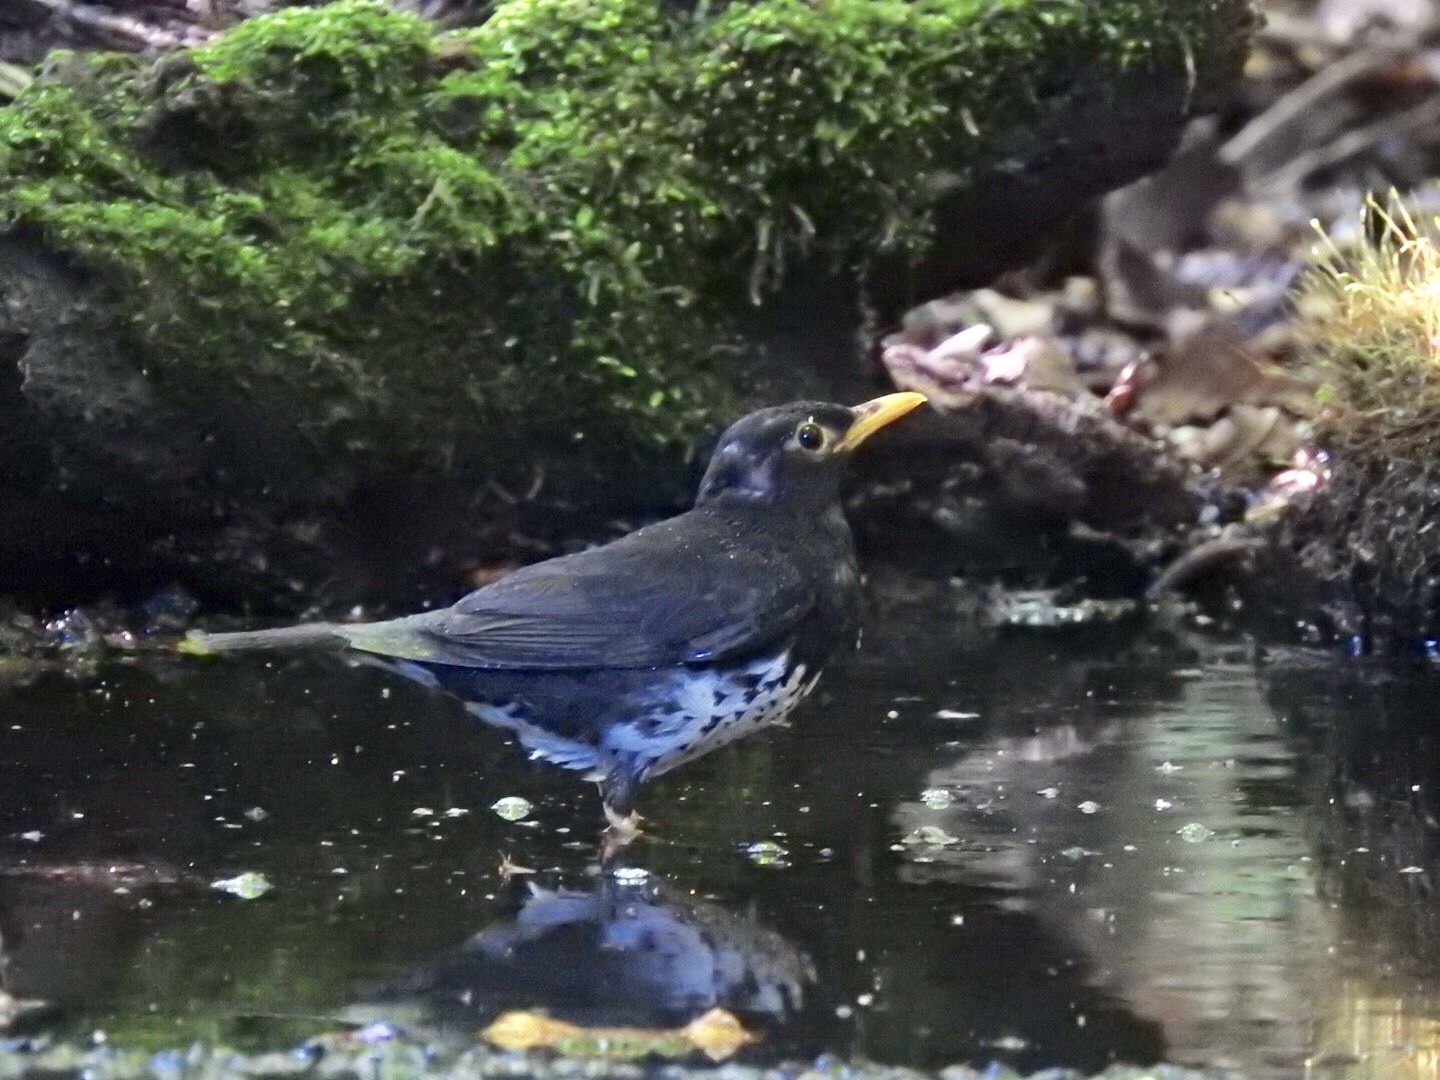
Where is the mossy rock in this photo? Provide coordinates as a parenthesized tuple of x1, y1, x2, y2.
(1257, 196, 1440, 646)
(0, 0, 1255, 608)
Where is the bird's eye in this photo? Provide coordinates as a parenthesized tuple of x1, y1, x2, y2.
(795, 421, 827, 452)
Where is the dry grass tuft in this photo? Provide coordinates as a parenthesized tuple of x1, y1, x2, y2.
(1303, 192, 1440, 456)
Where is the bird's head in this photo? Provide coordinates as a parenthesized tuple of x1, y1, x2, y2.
(696, 393, 927, 511)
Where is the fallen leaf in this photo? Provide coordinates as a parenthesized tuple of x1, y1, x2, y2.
(1130, 312, 1313, 428)
(491, 797, 533, 822)
(211, 871, 273, 899)
(481, 1007, 756, 1061)
(483, 1011, 579, 1052)
(682, 1008, 757, 1060)
(981, 337, 1087, 397)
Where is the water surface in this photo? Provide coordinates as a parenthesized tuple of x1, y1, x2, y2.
(1, 587, 1438, 1078)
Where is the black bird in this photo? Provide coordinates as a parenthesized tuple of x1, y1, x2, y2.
(375, 870, 814, 1028)
(187, 393, 926, 832)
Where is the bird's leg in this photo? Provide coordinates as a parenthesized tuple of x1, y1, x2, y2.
(598, 766, 644, 860)
(599, 802, 643, 865)
(603, 802, 643, 839)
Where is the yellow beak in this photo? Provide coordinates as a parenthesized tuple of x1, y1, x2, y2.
(834, 391, 928, 452)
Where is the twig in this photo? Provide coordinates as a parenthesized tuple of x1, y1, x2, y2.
(0, 62, 33, 99)
(1253, 11, 1417, 55)
(1256, 95, 1440, 193)
(1220, 46, 1406, 169)
(26, 0, 211, 49)
(1148, 534, 1265, 597)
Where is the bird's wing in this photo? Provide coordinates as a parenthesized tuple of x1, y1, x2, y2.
(340, 513, 814, 670)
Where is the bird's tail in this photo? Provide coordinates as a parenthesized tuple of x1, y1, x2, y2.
(178, 623, 349, 656)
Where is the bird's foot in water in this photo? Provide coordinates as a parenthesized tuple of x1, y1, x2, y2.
(600, 806, 644, 862)
(603, 804, 643, 840)
(497, 851, 537, 881)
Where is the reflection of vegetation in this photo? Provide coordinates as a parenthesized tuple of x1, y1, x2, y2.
(1310, 980, 1440, 1080)
(0, 0, 1252, 478)
(1263, 660, 1440, 1078)
(101, 889, 369, 1050)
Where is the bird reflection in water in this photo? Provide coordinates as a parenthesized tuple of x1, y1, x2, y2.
(368, 865, 814, 1036)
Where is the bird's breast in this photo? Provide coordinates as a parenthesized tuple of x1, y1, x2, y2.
(607, 647, 824, 780)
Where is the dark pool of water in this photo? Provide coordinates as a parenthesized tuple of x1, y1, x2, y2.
(2, 586, 1440, 1078)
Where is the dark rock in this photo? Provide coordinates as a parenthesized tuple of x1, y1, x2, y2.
(850, 391, 1247, 594)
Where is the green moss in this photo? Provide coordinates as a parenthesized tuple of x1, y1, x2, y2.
(0, 0, 1254, 479)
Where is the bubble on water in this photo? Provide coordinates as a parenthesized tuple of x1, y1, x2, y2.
(139, 584, 199, 633)
(988, 1034, 1029, 1051)
(935, 709, 980, 721)
(902, 825, 960, 848)
(1177, 823, 1214, 843)
(45, 609, 101, 651)
(211, 872, 273, 900)
(988, 592, 1136, 628)
(490, 797, 533, 822)
(920, 788, 955, 810)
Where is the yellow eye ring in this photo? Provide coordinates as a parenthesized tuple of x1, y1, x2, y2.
(796, 421, 826, 452)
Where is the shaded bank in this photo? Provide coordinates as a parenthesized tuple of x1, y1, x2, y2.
(0, 0, 1255, 610)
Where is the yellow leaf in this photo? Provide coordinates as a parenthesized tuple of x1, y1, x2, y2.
(683, 1008, 757, 1061)
(482, 1012, 581, 1052)
(481, 1008, 756, 1061)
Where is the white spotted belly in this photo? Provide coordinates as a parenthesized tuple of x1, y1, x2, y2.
(606, 650, 824, 781)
